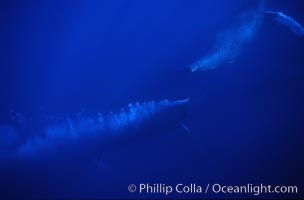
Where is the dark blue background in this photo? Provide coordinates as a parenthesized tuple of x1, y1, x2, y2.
(0, 0, 303, 199)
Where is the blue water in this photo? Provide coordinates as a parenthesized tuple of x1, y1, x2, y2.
(0, 0, 304, 199)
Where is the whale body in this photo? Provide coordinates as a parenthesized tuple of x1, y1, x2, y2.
(0, 98, 190, 160)
(186, 7, 264, 72)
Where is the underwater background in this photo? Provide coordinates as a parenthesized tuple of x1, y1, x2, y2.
(0, 0, 303, 199)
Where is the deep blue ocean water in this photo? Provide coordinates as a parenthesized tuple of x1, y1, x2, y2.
(0, 0, 303, 199)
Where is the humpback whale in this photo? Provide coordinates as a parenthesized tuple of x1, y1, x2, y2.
(185, 6, 264, 72)
(0, 98, 190, 160)
(0, 98, 190, 198)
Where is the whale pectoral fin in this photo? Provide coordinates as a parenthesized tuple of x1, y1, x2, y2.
(178, 124, 205, 156)
(180, 123, 191, 134)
